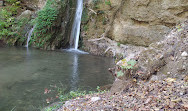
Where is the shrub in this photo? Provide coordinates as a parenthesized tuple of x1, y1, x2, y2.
(0, 0, 20, 40)
(104, 0, 111, 6)
(33, 0, 59, 48)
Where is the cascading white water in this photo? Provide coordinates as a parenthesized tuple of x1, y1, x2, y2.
(26, 26, 35, 48)
(70, 0, 83, 50)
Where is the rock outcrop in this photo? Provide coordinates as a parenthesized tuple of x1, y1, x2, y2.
(109, 0, 188, 46)
(20, 0, 47, 11)
(82, 0, 188, 52)
(83, 37, 145, 58)
(110, 20, 188, 93)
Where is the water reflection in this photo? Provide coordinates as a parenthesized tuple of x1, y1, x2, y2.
(26, 47, 31, 57)
(0, 47, 114, 110)
(71, 54, 79, 90)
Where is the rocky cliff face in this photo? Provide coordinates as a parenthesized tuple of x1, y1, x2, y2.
(110, 20, 188, 93)
(82, 0, 188, 55)
(8, 0, 76, 49)
(109, 0, 188, 46)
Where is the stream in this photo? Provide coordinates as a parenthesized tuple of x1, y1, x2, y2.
(0, 47, 114, 111)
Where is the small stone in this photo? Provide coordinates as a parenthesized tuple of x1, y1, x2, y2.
(150, 75, 158, 81)
(181, 51, 188, 57)
(180, 92, 184, 95)
(64, 101, 71, 107)
(167, 72, 171, 74)
(91, 97, 101, 102)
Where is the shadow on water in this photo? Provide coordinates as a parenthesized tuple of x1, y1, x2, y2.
(0, 47, 114, 110)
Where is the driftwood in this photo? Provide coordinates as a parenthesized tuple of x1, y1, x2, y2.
(88, 8, 97, 15)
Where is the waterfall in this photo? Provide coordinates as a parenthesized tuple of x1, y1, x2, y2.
(70, 0, 83, 50)
(25, 26, 35, 48)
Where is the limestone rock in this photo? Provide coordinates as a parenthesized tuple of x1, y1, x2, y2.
(150, 75, 159, 81)
(82, 0, 187, 56)
(83, 37, 145, 58)
(91, 97, 101, 102)
(181, 51, 188, 57)
(17, 10, 33, 20)
(109, 20, 188, 93)
(109, 0, 188, 46)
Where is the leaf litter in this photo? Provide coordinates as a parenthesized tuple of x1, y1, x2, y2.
(56, 75, 188, 111)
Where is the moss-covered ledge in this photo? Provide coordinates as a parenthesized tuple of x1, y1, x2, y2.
(31, 0, 76, 50)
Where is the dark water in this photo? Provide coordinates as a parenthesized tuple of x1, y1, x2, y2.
(0, 47, 114, 111)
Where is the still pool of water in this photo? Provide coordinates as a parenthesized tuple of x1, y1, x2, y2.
(0, 47, 114, 111)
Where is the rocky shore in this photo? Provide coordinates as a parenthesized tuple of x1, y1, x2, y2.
(58, 75, 188, 111)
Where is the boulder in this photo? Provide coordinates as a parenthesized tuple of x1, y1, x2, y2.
(83, 37, 145, 58)
(91, 97, 101, 102)
(17, 10, 33, 20)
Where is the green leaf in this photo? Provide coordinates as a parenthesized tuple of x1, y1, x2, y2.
(127, 60, 136, 66)
(178, 28, 183, 32)
(125, 66, 133, 69)
(117, 71, 124, 77)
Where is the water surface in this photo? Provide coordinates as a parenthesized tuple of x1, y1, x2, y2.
(0, 47, 114, 110)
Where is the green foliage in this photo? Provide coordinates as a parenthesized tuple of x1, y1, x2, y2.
(126, 60, 137, 69)
(96, 86, 100, 92)
(105, 0, 111, 6)
(93, 0, 101, 5)
(43, 85, 108, 111)
(117, 70, 124, 77)
(70, 90, 87, 98)
(35, 8, 58, 32)
(121, 59, 137, 69)
(56, 87, 87, 102)
(33, 0, 60, 48)
(117, 42, 121, 47)
(57, 86, 107, 102)
(102, 16, 107, 25)
(117, 59, 137, 77)
(98, 10, 105, 14)
(0, 0, 21, 40)
(44, 104, 61, 111)
(5, 0, 20, 15)
(82, 7, 89, 23)
(176, 24, 184, 32)
(93, 0, 101, 9)
(83, 25, 88, 31)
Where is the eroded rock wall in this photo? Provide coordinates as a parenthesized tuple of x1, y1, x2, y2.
(109, 0, 188, 46)
(82, 0, 188, 53)
(110, 20, 188, 93)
